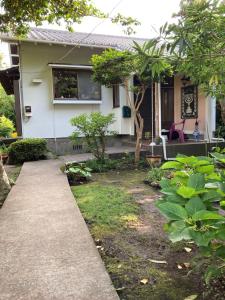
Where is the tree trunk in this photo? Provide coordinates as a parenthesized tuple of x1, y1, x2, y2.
(134, 112, 144, 163)
(0, 161, 11, 205)
(219, 99, 225, 125)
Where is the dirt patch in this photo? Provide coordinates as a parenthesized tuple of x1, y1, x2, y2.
(76, 170, 218, 299)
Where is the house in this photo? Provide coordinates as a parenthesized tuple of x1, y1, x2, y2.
(0, 28, 217, 155)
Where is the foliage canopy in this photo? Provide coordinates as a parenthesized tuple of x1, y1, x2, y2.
(0, 0, 139, 35)
(158, 0, 225, 100)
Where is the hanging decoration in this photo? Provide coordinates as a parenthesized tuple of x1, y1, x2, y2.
(181, 85, 198, 119)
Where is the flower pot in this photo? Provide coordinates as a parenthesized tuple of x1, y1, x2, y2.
(146, 155, 162, 167)
(0, 154, 8, 165)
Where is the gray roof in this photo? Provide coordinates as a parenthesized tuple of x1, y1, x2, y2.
(1, 27, 149, 50)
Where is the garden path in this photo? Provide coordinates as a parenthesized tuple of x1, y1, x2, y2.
(0, 159, 118, 300)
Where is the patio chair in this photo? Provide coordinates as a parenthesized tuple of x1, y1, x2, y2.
(169, 119, 186, 143)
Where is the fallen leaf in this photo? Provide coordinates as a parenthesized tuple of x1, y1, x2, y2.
(140, 278, 148, 285)
(96, 246, 101, 249)
(177, 264, 183, 269)
(184, 247, 192, 253)
(149, 259, 167, 264)
(116, 287, 125, 291)
(117, 264, 122, 269)
(183, 262, 191, 268)
(184, 295, 198, 300)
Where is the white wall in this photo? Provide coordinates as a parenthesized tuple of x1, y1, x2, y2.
(19, 42, 133, 138)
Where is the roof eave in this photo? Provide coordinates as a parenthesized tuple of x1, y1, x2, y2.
(0, 36, 124, 50)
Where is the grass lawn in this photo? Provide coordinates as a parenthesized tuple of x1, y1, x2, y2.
(71, 170, 216, 300)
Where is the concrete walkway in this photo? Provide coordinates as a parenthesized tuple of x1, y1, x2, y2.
(0, 160, 119, 300)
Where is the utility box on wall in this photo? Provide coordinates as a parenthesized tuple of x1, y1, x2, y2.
(122, 106, 131, 118)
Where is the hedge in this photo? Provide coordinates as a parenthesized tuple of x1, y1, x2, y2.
(8, 138, 47, 164)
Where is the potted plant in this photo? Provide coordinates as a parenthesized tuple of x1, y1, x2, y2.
(0, 145, 9, 164)
(146, 154, 162, 167)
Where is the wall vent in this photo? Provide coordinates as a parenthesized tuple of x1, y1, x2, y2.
(72, 144, 83, 152)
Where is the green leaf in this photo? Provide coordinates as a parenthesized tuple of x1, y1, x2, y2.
(196, 165, 214, 174)
(177, 186, 196, 198)
(161, 187, 177, 196)
(176, 156, 198, 165)
(156, 202, 188, 220)
(185, 197, 206, 216)
(161, 161, 182, 170)
(165, 194, 187, 205)
(168, 221, 191, 242)
(189, 230, 213, 247)
(173, 170, 189, 178)
(202, 190, 221, 202)
(160, 178, 171, 189)
(187, 174, 205, 189)
(192, 210, 224, 221)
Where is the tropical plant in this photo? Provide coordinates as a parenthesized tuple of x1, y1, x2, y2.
(64, 162, 92, 184)
(71, 112, 115, 162)
(0, 115, 15, 138)
(156, 155, 225, 283)
(91, 45, 172, 163)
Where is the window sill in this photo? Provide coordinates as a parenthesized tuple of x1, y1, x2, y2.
(53, 99, 102, 105)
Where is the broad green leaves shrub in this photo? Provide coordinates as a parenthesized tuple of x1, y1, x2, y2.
(8, 138, 47, 164)
(0, 115, 15, 138)
(64, 162, 92, 185)
(71, 112, 116, 162)
(156, 154, 225, 283)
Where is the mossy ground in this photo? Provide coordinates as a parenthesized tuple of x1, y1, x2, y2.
(72, 170, 210, 300)
(5, 164, 21, 182)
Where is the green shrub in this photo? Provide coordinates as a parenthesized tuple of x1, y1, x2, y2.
(156, 154, 225, 283)
(85, 158, 118, 172)
(8, 138, 47, 164)
(0, 115, 15, 138)
(145, 167, 169, 187)
(0, 144, 8, 155)
(64, 162, 92, 185)
(71, 112, 116, 161)
(0, 84, 15, 124)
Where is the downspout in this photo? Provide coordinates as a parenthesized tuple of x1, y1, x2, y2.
(157, 82, 168, 160)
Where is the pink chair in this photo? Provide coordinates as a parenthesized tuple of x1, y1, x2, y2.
(169, 119, 186, 143)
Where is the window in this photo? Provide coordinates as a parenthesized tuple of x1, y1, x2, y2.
(113, 84, 120, 108)
(9, 44, 19, 66)
(52, 68, 101, 101)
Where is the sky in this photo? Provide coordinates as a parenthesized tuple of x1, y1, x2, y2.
(0, 0, 181, 67)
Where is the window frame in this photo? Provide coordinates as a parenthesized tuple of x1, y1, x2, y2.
(50, 64, 102, 104)
(9, 43, 19, 67)
(112, 84, 120, 108)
